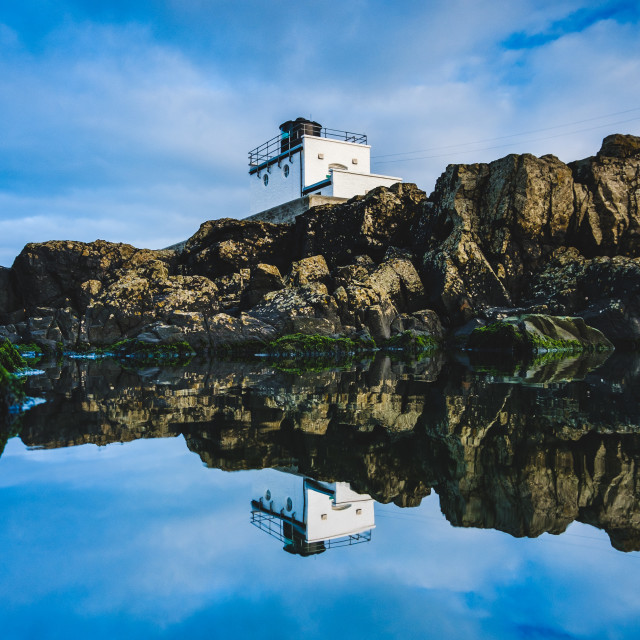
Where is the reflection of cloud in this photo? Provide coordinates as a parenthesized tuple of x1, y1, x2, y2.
(1, 3, 639, 266)
(1, 437, 640, 638)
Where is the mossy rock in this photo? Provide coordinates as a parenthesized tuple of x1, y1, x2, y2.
(265, 333, 376, 357)
(0, 340, 27, 420)
(0, 340, 27, 372)
(467, 315, 614, 356)
(108, 339, 196, 362)
(382, 331, 440, 353)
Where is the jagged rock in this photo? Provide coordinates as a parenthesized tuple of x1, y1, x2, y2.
(415, 136, 640, 326)
(81, 265, 220, 346)
(390, 309, 445, 338)
(249, 283, 342, 334)
(212, 270, 250, 312)
(295, 182, 427, 268)
(367, 253, 426, 313)
(12, 240, 170, 313)
(569, 135, 640, 257)
(525, 247, 640, 344)
(598, 133, 640, 160)
(416, 154, 575, 322)
(179, 218, 294, 279)
(286, 255, 331, 287)
(330, 252, 426, 342)
(242, 264, 285, 308)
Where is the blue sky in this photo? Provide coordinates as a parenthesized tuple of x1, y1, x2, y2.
(1, 0, 639, 265)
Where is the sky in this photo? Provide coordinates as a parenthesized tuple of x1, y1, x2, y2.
(1, 0, 639, 266)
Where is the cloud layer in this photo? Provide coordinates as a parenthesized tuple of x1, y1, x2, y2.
(1, 1, 639, 265)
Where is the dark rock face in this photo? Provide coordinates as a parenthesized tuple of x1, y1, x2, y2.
(526, 248, 640, 344)
(412, 134, 640, 330)
(179, 218, 295, 278)
(12, 240, 171, 313)
(0, 267, 19, 318)
(1, 134, 640, 348)
(295, 182, 427, 269)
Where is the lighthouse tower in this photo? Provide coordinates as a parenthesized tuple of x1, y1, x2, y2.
(248, 117, 401, 221)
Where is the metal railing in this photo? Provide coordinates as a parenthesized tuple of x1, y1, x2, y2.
(249, 126, 368, 167)
(250, 509, 372, 555)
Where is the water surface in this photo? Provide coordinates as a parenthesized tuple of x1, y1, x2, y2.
(1, 352, 639, 639)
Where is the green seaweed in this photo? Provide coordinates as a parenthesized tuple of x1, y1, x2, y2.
(1, 340, 27, 372)
(382, 331, 440, 353)
(107, 339, 196, 363)
(265, 333, 376, 357)
(0, 340, 27, 420)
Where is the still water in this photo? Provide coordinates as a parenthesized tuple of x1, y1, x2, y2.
(1, 352, 639, 639)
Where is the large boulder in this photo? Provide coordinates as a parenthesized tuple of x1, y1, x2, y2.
(241, 263, 285, 308)
(295, 182, 427, 268)
(285, 255, 331, 287)
(466, 314, 613, 354)
(11, 240, 171, 314)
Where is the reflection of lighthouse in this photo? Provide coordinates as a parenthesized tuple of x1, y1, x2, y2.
(251, 470, 375, 556)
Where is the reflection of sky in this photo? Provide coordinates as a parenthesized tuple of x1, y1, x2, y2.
(1, 436, 639, 640)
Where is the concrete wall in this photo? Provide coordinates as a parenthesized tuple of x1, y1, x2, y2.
(303, 136, 372, 188)
(246, 194, 347, 224)
(249, 149, 302, 216)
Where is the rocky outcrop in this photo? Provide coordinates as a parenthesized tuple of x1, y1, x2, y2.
(415, 134, 640, 329)
(295, 182, 427, 268)
(1, 134, 639, 348)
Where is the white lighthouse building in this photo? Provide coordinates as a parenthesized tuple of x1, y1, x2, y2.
(248, 117, 402, 221)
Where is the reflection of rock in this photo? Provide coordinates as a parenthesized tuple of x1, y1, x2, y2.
(13, 353, 640, 551)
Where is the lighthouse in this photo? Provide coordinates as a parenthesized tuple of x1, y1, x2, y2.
(248, 117, 402, 222)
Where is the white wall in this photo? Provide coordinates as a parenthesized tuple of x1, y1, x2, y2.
(254, 471, 306, 522)
(331, 169, 401, 199)
(303, 136, 372, 188)
(306, 487, 375, 543)
(249, 150, 302, 215)
(253, 471, 375, 543)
